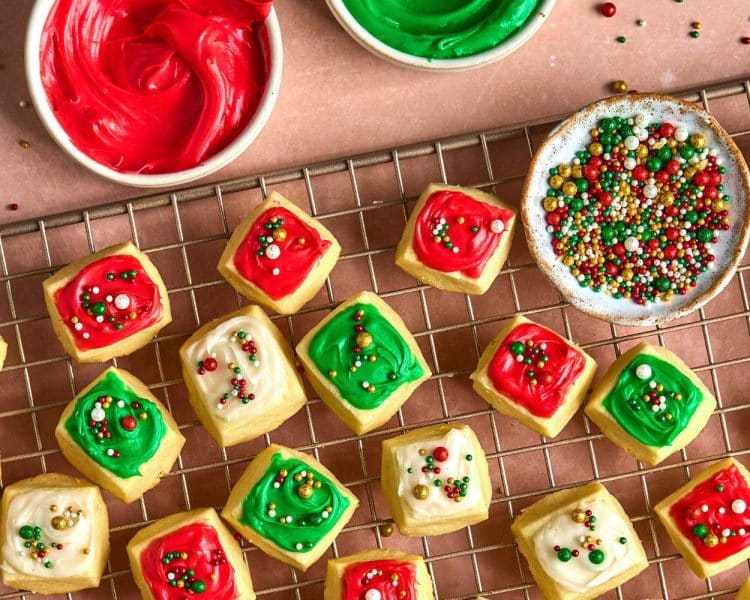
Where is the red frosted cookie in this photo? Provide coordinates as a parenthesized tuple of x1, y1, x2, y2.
(218, 193, 340, 315)
(471, 315, 597, 438)
(43, 241, 171, 363)
(396, 183, 516, 294)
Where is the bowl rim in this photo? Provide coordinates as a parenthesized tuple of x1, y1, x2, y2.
(520, 92, 750, 326)
(24, 0, 283, 188)
(325, 0, 557, 72)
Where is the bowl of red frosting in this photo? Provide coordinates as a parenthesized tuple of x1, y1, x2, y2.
(25, 0, 282, 187)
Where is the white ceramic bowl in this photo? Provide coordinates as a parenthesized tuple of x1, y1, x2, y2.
(325, 0, 556, 72)
(522, 93, 750, 326)
(25, 1, 283, 188)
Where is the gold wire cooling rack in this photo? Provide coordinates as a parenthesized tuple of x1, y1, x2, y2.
(1, 78, 750, 600)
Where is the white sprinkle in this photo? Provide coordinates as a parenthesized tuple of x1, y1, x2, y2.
(268, 510, 276, 518)
(216, 403, 224, 410)
(265, 244, 281, 260)
(674, 126, 688, 142)
(106, 449, 115, 456)
(490, 219, 505, 234)
(718, 507, 726, 514)
(701, 504, 709, 513)
(117, 400, 125, 408)
(295, 543, 303, 550)
(624, 236, 640, 252)
(624, 136, 639, 151)
(273, 482, 280, 488)
(82, 332, 90, 339)
(361, 381, 370, 389)
(635, 364, 652, 380)
(365, 590, 382, 600)
(114, 294, 131, 310)
(286, 516, 293, 523)
(635, 113, 648, 127)
(92, 287, 100, 294)
(321, 511, 329, 519)
(732, 499, 747, 514)
(624, 157, 636, 171)
(167, 573, 175, 580)
(272, 268, 280, 276)
(452, 246, 459, 254)
(96, 316, 104, 323)
(722, 528, 731, 537)
(105, 295, 113, 303)
(649, 381, 657, 389)
(643, 184, 658, 199)
(91, 407, 106, 422)
(741, 528, 747, 536)
(74, 322, 83, 331)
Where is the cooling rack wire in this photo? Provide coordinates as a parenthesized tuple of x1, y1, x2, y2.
(1, 78, 750, 600)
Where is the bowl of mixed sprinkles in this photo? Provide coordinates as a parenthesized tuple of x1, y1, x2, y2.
(326, 0, 556, 71)
(522, 94, 750, 325)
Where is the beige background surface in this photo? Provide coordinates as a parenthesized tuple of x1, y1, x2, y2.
(1, 0, 750, 223)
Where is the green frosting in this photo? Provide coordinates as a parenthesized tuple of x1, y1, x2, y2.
(341, 0, 544, 60)
(307, 302, 424, 411)
(602, 354, 704, 448)
(240, 453, 350, 552)
(64, 371, 166, 478)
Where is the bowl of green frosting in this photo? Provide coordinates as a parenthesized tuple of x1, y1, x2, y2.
(326, 0, 556, 70)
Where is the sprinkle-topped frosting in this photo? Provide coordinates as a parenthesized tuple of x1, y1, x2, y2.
(412, 190, 514, 278)
(340, 0, 545, 60)
(0, 488, 97, 578)
(602, 353, 704, 448)
(54, 254, 163, 350)
(487, 322, 587, 419)
(541, 114, 730, 304)
(395, 428, 480, 519)
(668, 464, 750, 562)
(64, 371, 166, 478)
(533, 497, 640, 593)
(307, 302, 424, 411)
(233, 207, 332, 300)
(139, 523, 237, 599)
(342, 559, 418, 600)
(239, 453, 351, 553)
(182, 315, 287, 423)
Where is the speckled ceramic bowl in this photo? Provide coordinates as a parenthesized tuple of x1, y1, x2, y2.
(325, 0, 556, 72)
(522, 93, 750, 326)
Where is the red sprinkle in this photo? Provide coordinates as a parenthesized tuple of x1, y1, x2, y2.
(600, 2, 616, 17)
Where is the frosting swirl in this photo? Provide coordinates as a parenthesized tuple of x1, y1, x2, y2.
(341, 0, 544, 60)
(40, 0, 272, 173)
(64, 370, 166, 478)
(239, 453, 351, 553)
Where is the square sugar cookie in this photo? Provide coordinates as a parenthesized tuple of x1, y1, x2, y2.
(380, 423, 491, 537)
(654, 457, 750, 578)
(471, 315, 597, 438)
(180, 305, 307, 448)
(55, 367, 185, 503)
(395, 183, 516, 295)
(296, 291, 431, 435)
(0, 473, 109, 594)
(511, 481, 648, 600)
(585, 342, 716, 465)
(43, 241, 172, 363)
(127, 508, 255, 600)
(221, 444, 359, 572)
(0, 335, 6, 370)
(324, 549, 435, 599)
(218, 192, 341, 315)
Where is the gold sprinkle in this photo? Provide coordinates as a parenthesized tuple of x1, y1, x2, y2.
(571, 508, 586, 523)
(18, 140, 30, 149)
(412, 484, 429, 500)
(356, 332, 373, 349)
(82, 548, 90, 555)
(379, 523, 394, 537)
(50, 505, 57, 512)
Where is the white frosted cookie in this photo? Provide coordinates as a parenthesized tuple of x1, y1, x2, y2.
(380, 423, 491, 537)
(0, 473, 109, 594)
(180, 305, 307, 447)
(511, 481, 648, 600)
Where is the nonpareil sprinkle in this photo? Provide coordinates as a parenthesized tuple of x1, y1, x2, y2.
(541, 115, 730, 305)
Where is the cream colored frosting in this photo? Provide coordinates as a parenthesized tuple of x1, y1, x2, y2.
(533, 496, 640, 593)
(395, 428, 481, 519)
(183, 315, 288, 423)
(1, 488, 96, 578)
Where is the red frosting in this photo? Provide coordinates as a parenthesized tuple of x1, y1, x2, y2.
(140, 523, 237, 600)
(342, 559, 417, 600)
(487, 322, 586, 419)
(54, 254, 163, 351)
(40, 0, 272, 174)
(669, 464, 750, 562)
(412, 190, 514, 278)
(233, 207, 332, 300)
